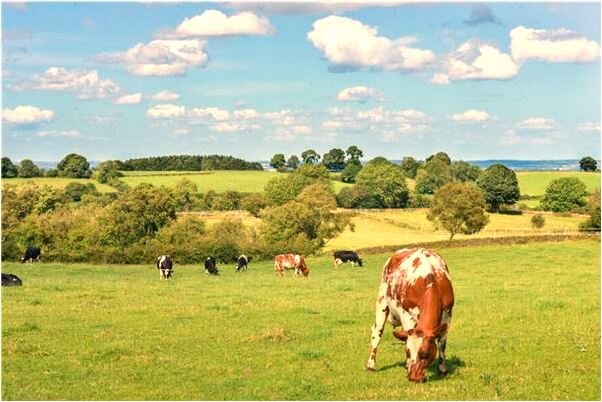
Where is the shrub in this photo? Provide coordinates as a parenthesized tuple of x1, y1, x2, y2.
(64, 182, 98, 202)
(408, 191, 432, 208)
(579, 189, 601, 231)
(336, 186, 381, 209)
(540, 177, 587, 212)
(530, 214, 545, 229)
(263, 165, 331, 206)
(340, 159, 362, 183)
(241, 193, 267, 217)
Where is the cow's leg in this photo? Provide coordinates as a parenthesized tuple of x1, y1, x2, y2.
(159, 270, 163, 280)
(436, 335, 448, 376)
(366, 283, 389, 371)
(351, 261, 355, 268)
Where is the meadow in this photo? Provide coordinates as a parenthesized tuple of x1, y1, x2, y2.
(2, 240, 600, 400)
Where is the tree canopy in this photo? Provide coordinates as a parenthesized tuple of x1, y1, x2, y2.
(322, 148, 346, 171)
(540, 177, 587, 212)
(579, 156, 598, 172)
(57, 153, 91, 178)
(476, 164, 520, 212)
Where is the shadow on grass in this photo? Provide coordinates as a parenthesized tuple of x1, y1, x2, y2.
(376, 355, 466, 380)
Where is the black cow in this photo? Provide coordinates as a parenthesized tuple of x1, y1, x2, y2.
(333, 250, 363, 268)
(157, 255, 174, 280)
(205, 256, 219, 275)
(2, 273, 22, 287)
(235, 254, 252, 272)
(21, 246, 41, 263)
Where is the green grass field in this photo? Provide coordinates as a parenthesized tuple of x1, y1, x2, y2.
(517, 171, 601, 197)
(2, 240, 599, 400)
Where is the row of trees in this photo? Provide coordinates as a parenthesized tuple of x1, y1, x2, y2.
(2, 154, 92, 179)
(120, 154, 263, 171)
(270, 146, 363, 174)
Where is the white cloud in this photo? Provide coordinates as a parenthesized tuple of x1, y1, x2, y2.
(151, 90, 180, 101)
(2, 105, 54, 125)
(35, 130, 81, 138)
(516, 117, 555, 130)
(501, 129, 553, 146)
(291, 125, 312, 135)
(189, 107, 230, 121)
(94, 39, 208, 76)
(337, 86, 385, 103)
(234, 108, 259, 120)
(307, 15, 435, 72)
(436, 41, 519, 83)
(8, 67, 122, 99)
(449, 109, 491, 123)
(146, 104, 186, 119)
(323, 106, 430, 136)
(510, 26, 600, 63)
(210, 122, 242, 132)
(225, 2, 402, 15)
(577, 122, 601, 132)
(114, 93, 142, 105)
(169, 10, 275, 37)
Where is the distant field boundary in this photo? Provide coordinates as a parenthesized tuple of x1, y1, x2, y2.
(121, 171, 214, 177)
(349, 233, 600, 256)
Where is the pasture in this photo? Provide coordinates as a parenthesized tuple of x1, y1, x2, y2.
(2, 240, 599, 400)
(517, 171, 601, 197)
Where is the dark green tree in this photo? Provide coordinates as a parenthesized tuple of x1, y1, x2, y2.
(270, 153, 286, 170)
(345, 145, 364, 161)
(322, 148, 346, 171)
(64, 182, 98, 202)
(1, 157, 18, 178)
(540, 177, 587, 212)
(301, 149, 321, 164)
(286, 155, 300, 170)
(476, 164, 520, 212)
(452, 161, 482, 182)
(415, 159, 453, 194)
(425, 151, 451, 165)
(427, 182, 489, 239)
(340, 159, 362, 183)
(17, 159, 41, 178)
(95, 160, 124, 184)
(57, 153, 91, 178)
(579, 156, 598, 172)
(400, 156, 421, 179)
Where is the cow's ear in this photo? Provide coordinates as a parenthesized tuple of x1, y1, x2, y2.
(393, 329, 409, 341)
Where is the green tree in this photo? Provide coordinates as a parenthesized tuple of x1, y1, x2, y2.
(346, 145, 364, 161)
(425, 151, 451, 165)
(17, 159, 41, 178)
(579, 156, 598, 172)
(427, 182, 489, 240)
(301, 149, 320, 164)
(172, 178, 198, 211)
(452, 161, 482, 182)
(415, 159, 453, 194)
(355, 158, 409, 208)
(263, 165, 331, 206)
(212, 191, 242, 211)
(57, 153, 91, 178)
(580, 189, 601, 231)
(530, 214, 545, 229)
(476, 164, 520, 212)
(336, 185, 381, 209)
(95, 160, 124, 184)
(64, 182, 98, 202)
(400, 156, 421, 179)
(286, 155, 300, 170)
(1, 157, 18, 178)
(322, 148, 346, 171)
(270, 153, 286, 170)
(241, 193, 268, 217)
(540, 177, 587, 212)
(340, 159, 362, 183)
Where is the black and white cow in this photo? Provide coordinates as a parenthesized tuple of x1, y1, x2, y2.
(333, 250, 363, 268)
(21, 246, 41, 263)
(2, 273, 22, 287)
(156, 255, 174, 280)
(235, 254, 252, 272)
(205, 256, 219, 275)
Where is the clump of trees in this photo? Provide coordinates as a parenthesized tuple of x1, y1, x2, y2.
(579, 156, 598, 172)
(427, 182, 489, 239)
(540, 177, 587, 212)
(121, 154, 262, 171)
(476, 164, 520, 212)
(263, 164, 331, 206)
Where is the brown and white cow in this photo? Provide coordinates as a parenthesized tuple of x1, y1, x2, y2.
(274, 254, 310, 277)
(366, 247, 454, 382)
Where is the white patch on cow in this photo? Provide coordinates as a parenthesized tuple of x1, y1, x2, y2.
(293, 254, 301, 265)
(406, 334, 423, 368)
(395, 306, 419, 331)
(158, 255, 166, 266)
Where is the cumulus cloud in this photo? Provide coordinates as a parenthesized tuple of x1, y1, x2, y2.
(189, 107, 230, 121)
(146, 104, 186, 119)
(167, 9, 275, 38)
(113, 93, 142, 105)
(434, 41, 519, 83)
(577, 122, 601, 132)
(35, 130, 81, 138)
(463, 5, 499, 26)
(449, 109, 491, 123)
(516, 117, 555, 130)
(307, 15, 435, 72)
(8, 67, 122, 100)
(94, 39, 208, 76)
(510, 26, 600, 63)
(337, 86, 385, 103)
(151, 90, 180, 101)
(2, 105, 54, 125)
(234, 108, 259, 120)
(323, 106, 430, 137)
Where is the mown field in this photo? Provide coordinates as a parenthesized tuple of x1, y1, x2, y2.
(517, 171, 601, 197)
(2, 240, 600, 400)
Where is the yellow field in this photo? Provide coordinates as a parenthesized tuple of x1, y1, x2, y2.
(1, 177, 115, 192)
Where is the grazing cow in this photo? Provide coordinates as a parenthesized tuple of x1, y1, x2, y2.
(274, 254, 310, 277)
(333, 250, 363, 268)
(156, 255, 174, 280)
(20, 246, 41, 263)
(2, 273, 22, 287)
(205, 256, 219, 275)
(366, 247, 454, 383)
(235, 254, 252, 272)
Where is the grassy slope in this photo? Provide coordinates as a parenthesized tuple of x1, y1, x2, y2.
(2, 240, 599, 400)
(517, 171, 601, 197)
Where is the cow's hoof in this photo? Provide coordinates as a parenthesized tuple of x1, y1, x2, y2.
(366, 366, 376, 372)
(438, 369, 448, 377)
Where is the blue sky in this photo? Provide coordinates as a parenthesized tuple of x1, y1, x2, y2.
(2, 2, 600, 162)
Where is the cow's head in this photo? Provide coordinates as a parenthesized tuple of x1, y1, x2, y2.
(396, 329, 437, 382)
(358, 258, 364, 267)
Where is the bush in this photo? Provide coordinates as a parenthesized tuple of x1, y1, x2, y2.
(340, 159, 362, 183)
(408, 191, 432, 208)
(530, 214, 545, 229)
(64, 182, 98, 202)
(211, 191, 242, 211)
(263, 165, 331, 206)
(241, 193, 268, 217)
(540, 177, 587, 212)
(336, 186, 382, 209)
(579, 189, 601, 231)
